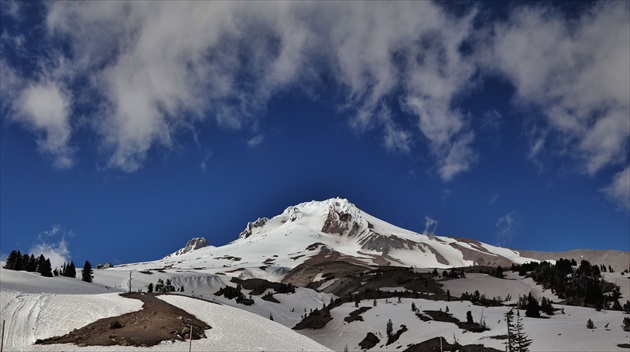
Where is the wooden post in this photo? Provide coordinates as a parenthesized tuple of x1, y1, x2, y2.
(129, 270, 132, 293)
(1, 320, 5, 352)
(188, 322, 193, 352)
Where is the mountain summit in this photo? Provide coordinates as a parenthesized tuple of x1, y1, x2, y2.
(149, 198, 536, 278)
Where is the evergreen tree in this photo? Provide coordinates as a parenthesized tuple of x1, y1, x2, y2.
(12, 250, 23, 270)
(447, 289, 451, 302)
(525, 293, 540, 318)
(386, 319, 393, 338)
(269, 313, 274, 321)
(40, 258, 53, 277)
(623, 317, 630, 332)
(21, 253, 29, 270)
(514, 310, 532, 352)
(586, 318, 594, 329)
(37, 255, 46, 274)
(4, 250, 19, 269)
(466, 311, 474, 324)
(504, 309, 517, 352)
(81, 260, 93, 283)
(68, 261, 76, 278)
(540, 297, 554, 315)
(411, 302, 416, 312)
(147, 283, 154, 293)
(27, 254, 37, 272)
(155, 279, 164, 293)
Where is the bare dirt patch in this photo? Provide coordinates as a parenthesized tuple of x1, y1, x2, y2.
(36, 293, 211, 347)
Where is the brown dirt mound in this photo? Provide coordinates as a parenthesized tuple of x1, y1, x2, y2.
(36, 293, 211, 347)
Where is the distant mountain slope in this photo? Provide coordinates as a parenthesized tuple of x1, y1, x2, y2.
(116, 198, 542, 286)
(517, 249, 630, 272)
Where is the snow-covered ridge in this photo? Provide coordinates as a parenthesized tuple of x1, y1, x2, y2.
(164, 237, 213, 259)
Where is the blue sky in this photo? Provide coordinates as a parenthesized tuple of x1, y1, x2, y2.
(1, 1, 628, 267)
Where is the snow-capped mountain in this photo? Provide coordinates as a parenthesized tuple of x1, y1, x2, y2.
(120, 198, 537, 281)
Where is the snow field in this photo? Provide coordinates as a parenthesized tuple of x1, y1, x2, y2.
(301, 297, 630, 352)
(159, 295, 331, 351)
(440, 272, 561, 304)
(0, 290, 143, 351)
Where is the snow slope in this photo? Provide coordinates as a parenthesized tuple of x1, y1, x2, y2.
(0, 265, 330, 351)
(114, 198, 541, 283)
(301, 297, 630, 352)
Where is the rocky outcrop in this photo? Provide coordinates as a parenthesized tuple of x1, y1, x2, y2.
(238, 217, 269, 239)
(164, 237, 209, 258)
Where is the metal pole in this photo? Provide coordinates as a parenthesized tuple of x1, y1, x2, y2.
(129, 271, 132, 293)
(1, 320, 5, 352)
(188, 322, 193, 352)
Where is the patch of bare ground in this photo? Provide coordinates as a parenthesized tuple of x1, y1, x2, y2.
(422, 310, 488, 333)
(36, 293, 211, 347)
(403, 337, 503, 352)
(359, 332, 380, 350)
(344, 306, 372, 323)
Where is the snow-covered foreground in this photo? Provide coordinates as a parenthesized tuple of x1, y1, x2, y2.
(0, 291, 143, 350)
(0, 264, 330, 351)
(302, 297, 630, 351)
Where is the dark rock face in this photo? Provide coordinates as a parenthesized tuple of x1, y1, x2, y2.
(238, 217, 269, 239)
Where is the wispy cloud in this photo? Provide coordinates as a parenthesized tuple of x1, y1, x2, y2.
(489, 192, 500, 205)
(247, 134, 265, 149)
(602, 166, 630, 213)
(495, 212, 520, 246)
(1, 1, 627, 202)
(422, 216, 439, 235)
(30, 224, 73, 269)
(490, 2, 629, 180)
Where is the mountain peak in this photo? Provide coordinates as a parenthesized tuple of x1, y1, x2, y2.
(164, 237, 211, 258)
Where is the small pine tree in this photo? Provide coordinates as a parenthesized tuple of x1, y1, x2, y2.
(525, 293, 540, 318)
(269, 313, 274, 321)
(514, 310, 532, 352)
(445, 306, 449, 313)
(622, 317, 630, 332)
(81, 260, 93, 283)
(586, 318, 594, 329)
(147, 283, 154, 293)
(386, 318, 393, 338)
(411, 302, 416, 312)
(447, 289, 451, 302)
(466, 310, 474, 324)
(155, 279, 164, 293)
(373, 299, 377, 307)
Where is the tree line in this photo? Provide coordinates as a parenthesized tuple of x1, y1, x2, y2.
(4, 249, 94, 283)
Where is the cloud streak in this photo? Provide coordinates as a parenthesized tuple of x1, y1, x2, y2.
(0, 1, 627, 200)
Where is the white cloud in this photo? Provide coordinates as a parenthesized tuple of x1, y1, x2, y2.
(496, 212, 520, 246)
(30, 225, 73, 269)
(247, 134, 265, 148)
(423, 216, 439, 235)
(37, 1, 480, 178)
(2, 1, 626, 200)
(490, 2, 630, 179)
(602, 166, 630, 212)
(489, 192, 499, 205)
(14, 82, 73, 168)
